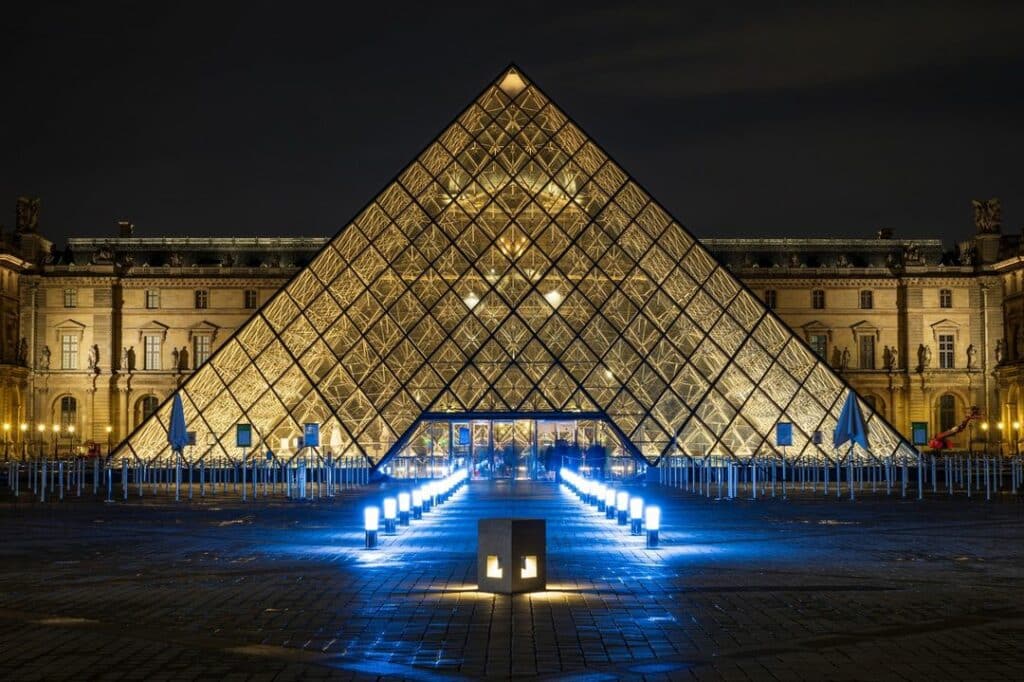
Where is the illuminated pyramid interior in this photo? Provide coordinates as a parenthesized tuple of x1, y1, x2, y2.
(117, 66, 915, 468)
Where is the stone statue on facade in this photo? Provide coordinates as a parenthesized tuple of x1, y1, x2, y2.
(179, 346, 190, 371)
(836, 254, 850, 268)
(788, 253, 800, 268)
(883, 345, 898, 371)
(966, 343, 977, 370)
(15, 197, 40, 233)
(16, 337, 27, 365)
(172, 347, 180, 372)
(39, 345, 50, 370)
(972, 198, 1001, 234)
(840, 347, 851, 372)
(87, 344, 100, 372)
(958, 243, 976, 265)
(167, 252, 184, 267)
(918, 343, 931, 371)
(122, 345, 135, 372)
(903, 244, 923, 265)
(91, 245, 114, 264)
(996, 339, 1005, 364)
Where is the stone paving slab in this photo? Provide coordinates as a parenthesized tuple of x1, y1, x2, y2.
(0, 481, 1022, 680)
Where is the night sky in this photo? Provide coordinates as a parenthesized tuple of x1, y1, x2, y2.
(4, 1, 1023, 247)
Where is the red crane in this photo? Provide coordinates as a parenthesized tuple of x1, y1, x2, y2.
(928, 406, 983, 450)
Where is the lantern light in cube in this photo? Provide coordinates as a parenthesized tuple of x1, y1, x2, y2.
(383, 497, 398, 534)
(629, 496, 644, 535)
(398, 492, 411, 526)
(595, 484, 607, 511)
(645, 505, 660, 548)
(364, 506, 380, 549)
(605, 488, 616, 519)
(616, 491, 629, 525)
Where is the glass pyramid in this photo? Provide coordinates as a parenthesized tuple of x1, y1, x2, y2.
(116, 66, 917, 467)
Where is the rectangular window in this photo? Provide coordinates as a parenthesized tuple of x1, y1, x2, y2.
(764, 289, 777, 309)
(811, 289, 825, 309)
(858, 335, 875, 369)
(859, 290, 873, 309)
(145, 289, 160, 309)
(144, 335, 162, 370)
(194, 290, 208, 309)
(939, 289, 952, 308)
(808, 334, 828, 359)
(939, 334, 955, 369)
(244, 289, 258, 309)
(60, 334, 78, 369)
(193, 335, 211, 367)
(63, 289, 77, 308)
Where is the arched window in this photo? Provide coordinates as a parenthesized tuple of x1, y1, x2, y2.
(59, 396, 77, 429)
(136, 395, 160, 426)
(938, 394, 957, 432)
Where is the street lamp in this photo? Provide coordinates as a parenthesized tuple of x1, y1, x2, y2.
(996, 422, 1004, 457)
(20, 423, 28, 461)
(2, 423, 9, 460)
(979, 421, 989, 455)
(105, 425, 113, 455)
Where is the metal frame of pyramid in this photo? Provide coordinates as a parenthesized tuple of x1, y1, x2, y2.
(115, 65, 918, 469)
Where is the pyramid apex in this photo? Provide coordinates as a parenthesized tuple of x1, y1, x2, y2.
(498, 67, 528, 97)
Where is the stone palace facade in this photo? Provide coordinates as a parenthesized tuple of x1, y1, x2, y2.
(1, 196, 1022, 456)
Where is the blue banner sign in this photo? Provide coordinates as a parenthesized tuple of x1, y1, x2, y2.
(776, 422, 793, 447)
(236, 423, 252, 448)
(304, 422, 320, 448)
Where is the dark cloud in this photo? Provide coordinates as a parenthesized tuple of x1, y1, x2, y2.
(2, 1, 1022, 245)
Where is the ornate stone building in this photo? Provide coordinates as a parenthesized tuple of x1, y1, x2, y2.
(1, 196, 1021, 455)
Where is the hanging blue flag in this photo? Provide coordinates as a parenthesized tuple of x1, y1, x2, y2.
(833, 391, 870, 450)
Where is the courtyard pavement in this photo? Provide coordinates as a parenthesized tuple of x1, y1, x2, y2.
(0, 480, 1022, 680)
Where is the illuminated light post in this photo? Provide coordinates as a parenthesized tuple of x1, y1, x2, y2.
(604, 488, 616, 519)
(979, 421, 989, 455)
(629, 497, 644, 535)
(411, 489, 423, 519)
(105, 425, 113, 455)
(1014, 421, 1021, 457)
(383, 497, 398, 534)
(594, 483, 606, 512)
(398, 491, 411, 526)
(52, 424, 61, 458)
(20, 423, 28, 460)
(2, 423, 9, 460)
(616, 491, 629, 525)
(997, 422, 1005, 458)
(364, 506, 380, 549)
(645, 506, 661, 548)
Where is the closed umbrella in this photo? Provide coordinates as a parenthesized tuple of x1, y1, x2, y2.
(833, 390, 869, 500)
(168, 393, 188, 501)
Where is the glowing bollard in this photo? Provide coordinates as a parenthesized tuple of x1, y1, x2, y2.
(605, 488, 616, 519)
(645, 505, 661, 548)
(595, 484, 607, 512)
(364, 506, 380, 549)
(412, 489, 423, 519)
(629, 497, 644, 535)
(383, 497, 398, 534)
(616, 491, 629, 525)
(398, 492, 411, 526)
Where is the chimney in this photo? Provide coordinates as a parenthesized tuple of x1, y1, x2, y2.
(118, 220, 134, 238)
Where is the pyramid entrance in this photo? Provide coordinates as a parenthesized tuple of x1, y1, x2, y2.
(116, 65, 916, 472)
(383, 413, 641, 481)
